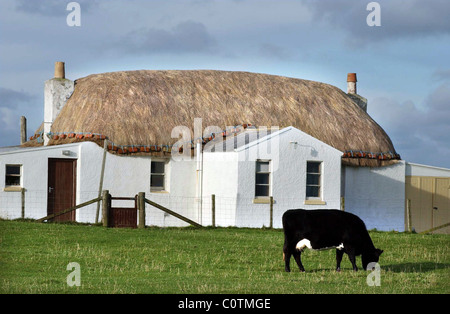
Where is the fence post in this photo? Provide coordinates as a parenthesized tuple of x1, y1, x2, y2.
(95, 139, 108, 224)
(211, 194, 216, 227)
(138, 192, 146, 229)
(269, 196, 273, 229)
(21, 188, 25, 219)
(20, 116, 27, 145)
(406, 199, 412, 232)
(102, 190, 110, 227)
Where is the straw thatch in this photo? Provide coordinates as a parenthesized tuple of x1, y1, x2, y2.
(28, 70, 398, 166)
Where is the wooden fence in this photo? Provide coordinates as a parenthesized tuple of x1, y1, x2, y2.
(37, 190, 203, 228)
(36, 196, 102, 223)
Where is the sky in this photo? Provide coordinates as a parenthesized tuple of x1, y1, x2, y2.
(0, 0, 449, 168)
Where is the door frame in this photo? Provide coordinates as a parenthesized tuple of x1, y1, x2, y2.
(47, 158, 77, 222)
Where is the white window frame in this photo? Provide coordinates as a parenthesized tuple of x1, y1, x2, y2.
(5, 164, 23, 191)
(306, 161, 322, 200)
(150, 160, 167, 192)
(255, 160, 271, 199)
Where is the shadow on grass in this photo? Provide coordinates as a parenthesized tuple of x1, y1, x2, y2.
(384, 262, 450, 273)
(284, 262, 450, 274)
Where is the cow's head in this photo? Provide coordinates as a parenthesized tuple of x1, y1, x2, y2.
(362, 248, 383, 270)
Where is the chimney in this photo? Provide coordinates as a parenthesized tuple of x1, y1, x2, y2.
(346, 73, 367, 112)
(347, 73, 357, 94)
(43, 62, 74, 145)
(54, 61, 65, 79)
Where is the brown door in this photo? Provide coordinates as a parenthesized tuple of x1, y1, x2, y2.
(47, 158, 77, 222)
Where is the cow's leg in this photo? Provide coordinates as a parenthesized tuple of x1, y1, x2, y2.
(283, 242, 292, 272)
(346, 248, 358, 272)
(284, 250, 292, 272)
(293, 250, 305, 272)
(336, 249, 344, 272)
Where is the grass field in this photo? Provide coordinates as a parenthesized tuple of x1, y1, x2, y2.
(0, 220, 449, 294)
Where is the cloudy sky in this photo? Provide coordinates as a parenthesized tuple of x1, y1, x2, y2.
(0, 0, 449, 168)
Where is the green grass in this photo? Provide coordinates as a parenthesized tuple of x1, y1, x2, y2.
(0, 220, 449, 294)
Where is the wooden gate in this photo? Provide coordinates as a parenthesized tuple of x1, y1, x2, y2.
(109, 196, 138, 228)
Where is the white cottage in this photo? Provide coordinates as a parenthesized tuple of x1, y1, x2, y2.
(1, 63, 449, 232)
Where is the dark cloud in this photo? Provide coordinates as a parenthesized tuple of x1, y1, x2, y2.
(118, 21, 217, 55)
(0, 87, 40, 146)
(369, 82, 450, 168)
(0, 87, 34, 109)
(432, 69, 450, 82)
(305, 0, 450, 45)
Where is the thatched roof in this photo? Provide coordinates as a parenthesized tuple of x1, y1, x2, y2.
(28, 70, 399, 166)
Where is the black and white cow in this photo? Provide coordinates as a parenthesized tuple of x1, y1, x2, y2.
(282, 209, 383, 272)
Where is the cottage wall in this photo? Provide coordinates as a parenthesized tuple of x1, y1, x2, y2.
(201, 152, 239, 226)
(2, 134, 420, 231)
(344, 161, 406, 231)
(237, 127, 342, 228)
(0, 143, 80, 220)
(75, 142, 199, 226)
(202, 127, 342, 228)
(0, 142, 199, 226)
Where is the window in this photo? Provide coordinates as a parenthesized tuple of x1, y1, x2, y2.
(306, 161, 321, 198)
(150, 161, 165, 191)
(5, 165, 22, 187)
(255, 160, 270, 198)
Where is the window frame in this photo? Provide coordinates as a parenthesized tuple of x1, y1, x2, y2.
(306, 161, 322, 200)
(150, 160, 167, 192)
(5, 164, 23, 191)
(255, 160, 271, 199)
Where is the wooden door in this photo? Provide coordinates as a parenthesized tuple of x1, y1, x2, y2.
(406, 176, 432, 233)
(406, 176, 450, 234)
(433, 178, 450, 234)
(47, 158, 77, 222)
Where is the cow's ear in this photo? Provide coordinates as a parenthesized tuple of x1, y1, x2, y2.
(376, 249, 383, 256)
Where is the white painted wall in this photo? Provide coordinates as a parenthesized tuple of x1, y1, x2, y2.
(406, 162, 450, 177)
(0, 143, 80, 220)
(344, 161, 406, 231)
(75, 142, 150, 223)
(0, 142, 198, 226)
(202, 127, 343, 228)
(202, 152, 239, 226)
(147, 156, 197, 227)
(5, 127, 413, 231)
